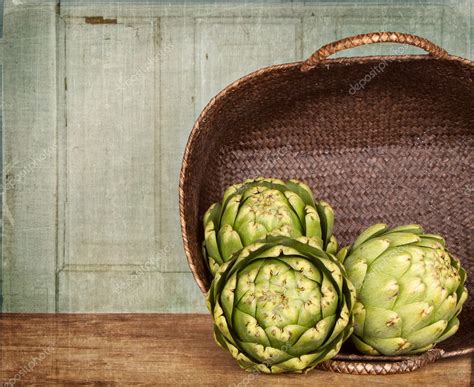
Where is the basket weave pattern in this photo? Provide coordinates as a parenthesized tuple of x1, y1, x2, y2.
(318, 349, 444, 375)
(180, 32, 474, 374)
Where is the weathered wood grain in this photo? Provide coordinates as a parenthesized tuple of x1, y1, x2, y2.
(196, 17, 301, 111)
(0, 314, 472, 385)
(63, 19, 156, 269)
(158, 17, 196, 273)
(2, 0, 58, 312)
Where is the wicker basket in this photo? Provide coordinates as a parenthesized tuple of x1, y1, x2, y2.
(179, 32, 473, 374)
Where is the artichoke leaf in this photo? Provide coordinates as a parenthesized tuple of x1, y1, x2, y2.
(363, 306, 402, 339)
(352, 223, 389, 249)
(388, 224, 424, 234)
(351, 335, 380, 355)
(217, 224, 243, 261)
(435, 317, 460, 343)
(405, 320, 448, 349)
(303, 205, 322, 240)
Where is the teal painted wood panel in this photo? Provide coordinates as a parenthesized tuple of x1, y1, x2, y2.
(2, 1, 58, 312)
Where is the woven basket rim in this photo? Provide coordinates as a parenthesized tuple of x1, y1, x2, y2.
(333, 347, 474, 361)
(318, 348, 446, 375)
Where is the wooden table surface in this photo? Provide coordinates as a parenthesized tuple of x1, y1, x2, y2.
(0, 314, 472, 386)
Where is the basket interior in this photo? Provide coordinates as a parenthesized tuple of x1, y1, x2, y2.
(181, 57, 473, 352)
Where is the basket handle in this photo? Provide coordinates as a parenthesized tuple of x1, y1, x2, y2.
(301, 32, 448, 72)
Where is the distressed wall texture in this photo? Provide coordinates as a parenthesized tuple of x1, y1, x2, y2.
(2, 0, 472, 312)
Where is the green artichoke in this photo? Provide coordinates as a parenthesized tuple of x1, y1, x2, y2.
(203, 178, 337, 276)
(338, 223, 468, 356)
(207, 236, 355, 373)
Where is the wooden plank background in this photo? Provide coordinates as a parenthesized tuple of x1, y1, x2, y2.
(1, 0, 472, 312)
